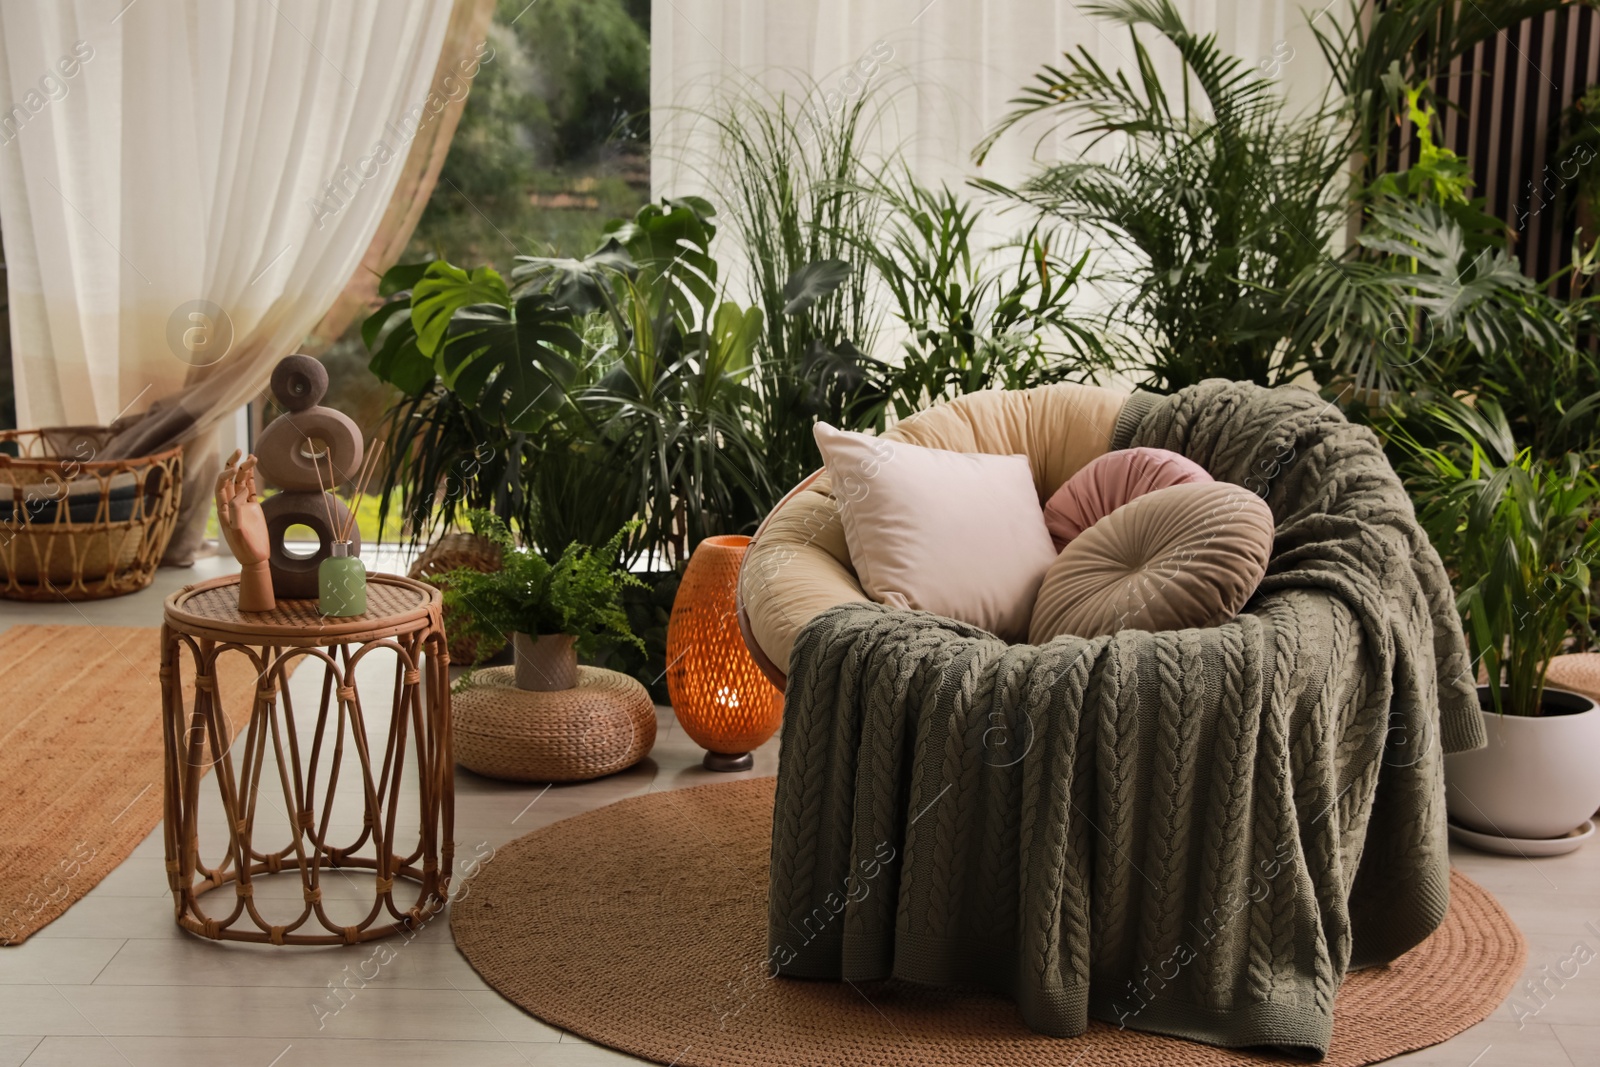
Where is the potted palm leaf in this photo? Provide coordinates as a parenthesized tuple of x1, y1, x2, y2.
(1400, 399, 1600, 846)
(433, 511, 644, 691)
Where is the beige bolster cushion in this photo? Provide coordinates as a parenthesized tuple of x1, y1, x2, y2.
(740, 383, 1129, 674)
(1029, 482, 1275, 642)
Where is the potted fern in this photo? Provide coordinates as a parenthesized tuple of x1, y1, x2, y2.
(1400, 400, 1600, 845)
(433, 511, 645, 692)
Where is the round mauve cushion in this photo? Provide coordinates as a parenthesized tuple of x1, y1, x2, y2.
(1043, 446, 1212, 551)
(1029, 481, 1275, 642)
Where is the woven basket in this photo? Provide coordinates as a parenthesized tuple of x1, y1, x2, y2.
(408, 531, 503, 663)
(1546, 653, 1600, 704)
(0, 427, 183, 601)
(452, 665, 656, 782)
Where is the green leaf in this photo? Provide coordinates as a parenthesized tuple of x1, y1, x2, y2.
(611, 197, 719, 320)
(412, 263, 511, 357)
(368, 329, 433, 396)
(707, 302, 764, 373)
(512, 238, 637, 315)
(431, 293, 581, 434)
(363, 289, 434, 395)
(781, 259, 852, 315)
(377, 260, 433, 299)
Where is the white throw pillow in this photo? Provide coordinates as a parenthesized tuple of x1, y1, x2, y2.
(813, 421, 1058, 641)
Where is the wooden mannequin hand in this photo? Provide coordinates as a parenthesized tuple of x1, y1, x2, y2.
(216, 449, 274, 611)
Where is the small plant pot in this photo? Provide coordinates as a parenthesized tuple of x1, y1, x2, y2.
(1444, 686, 1600, 841)
(513, 632, 578, 692)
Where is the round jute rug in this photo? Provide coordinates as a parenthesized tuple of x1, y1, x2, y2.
(451, 778, 1524, 1067)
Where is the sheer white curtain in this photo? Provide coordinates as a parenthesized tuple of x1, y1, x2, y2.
(651, 0, 1338, 390)
(0, 0, 466, 561)
(652, 0, 1333, 208)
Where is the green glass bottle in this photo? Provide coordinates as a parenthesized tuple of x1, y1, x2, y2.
(318, 541, 367, 617)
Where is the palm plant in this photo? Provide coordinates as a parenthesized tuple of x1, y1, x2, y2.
(699, 85, 886, 494)
(1393, 398, 1600, 717)
(974, 0, 1348, 392)
(827, 173, 1105, 428)
(1290, 196, 1565, 402)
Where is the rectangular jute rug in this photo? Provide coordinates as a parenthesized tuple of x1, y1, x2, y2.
(0, 625, 255, 944)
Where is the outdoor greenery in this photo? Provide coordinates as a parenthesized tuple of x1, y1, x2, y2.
(408, 0, 651, 268)
(364, 0, 1600, 696)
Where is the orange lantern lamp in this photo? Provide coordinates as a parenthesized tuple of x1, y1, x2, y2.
(667, 535, 783, 771)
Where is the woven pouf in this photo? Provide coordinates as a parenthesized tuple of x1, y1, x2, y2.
(452, 665, 656, 782)
(1547, 652, 1600, 704)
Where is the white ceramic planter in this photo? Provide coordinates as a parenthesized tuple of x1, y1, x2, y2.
(1445, 687, 1600, 841)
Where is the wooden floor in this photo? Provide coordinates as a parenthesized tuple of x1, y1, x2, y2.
(1, 551, 1597, 1066)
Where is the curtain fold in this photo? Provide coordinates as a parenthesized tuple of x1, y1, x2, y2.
(303, 0, 497, 357)
(0, 0, 490, 564)
(651, 0, 1328, 197)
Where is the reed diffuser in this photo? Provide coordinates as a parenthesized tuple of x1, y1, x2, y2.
(317, 441, 382, 617)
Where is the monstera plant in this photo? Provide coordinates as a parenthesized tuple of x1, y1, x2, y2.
(364, 258, 580, 546)
(366, 197, 771, 566)
(512, 196, 773, 564)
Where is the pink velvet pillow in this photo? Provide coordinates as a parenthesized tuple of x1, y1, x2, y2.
(1043, 447, 1212, 551)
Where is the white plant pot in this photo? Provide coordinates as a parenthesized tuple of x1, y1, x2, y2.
(1445, 687, 1600, 841)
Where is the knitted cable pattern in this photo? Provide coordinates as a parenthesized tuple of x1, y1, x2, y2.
(767, 380, 1479, 1057)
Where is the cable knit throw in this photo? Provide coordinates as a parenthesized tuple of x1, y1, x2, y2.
(766, 381, 1486, 1059)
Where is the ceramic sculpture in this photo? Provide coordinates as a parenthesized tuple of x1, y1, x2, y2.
(253, 354, 364, 599)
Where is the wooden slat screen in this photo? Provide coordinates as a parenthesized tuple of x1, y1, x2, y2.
(1391, 3, 1600, 289)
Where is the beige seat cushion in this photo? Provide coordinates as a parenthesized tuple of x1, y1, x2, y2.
(1028, 482, 1275, 642)
(739, 383, 1129, 676)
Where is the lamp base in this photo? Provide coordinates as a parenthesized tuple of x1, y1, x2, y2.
(702, 751, 754, 773)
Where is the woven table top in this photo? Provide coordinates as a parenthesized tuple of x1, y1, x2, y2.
(165, 572, 439, 644)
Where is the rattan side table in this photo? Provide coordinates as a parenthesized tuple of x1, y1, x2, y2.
(160, 572, 453, 944)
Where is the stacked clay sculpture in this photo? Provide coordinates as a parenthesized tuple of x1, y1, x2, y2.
(253, 354, 363, 598)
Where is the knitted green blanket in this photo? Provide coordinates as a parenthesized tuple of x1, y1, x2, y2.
(766, 381, 1485, 1058)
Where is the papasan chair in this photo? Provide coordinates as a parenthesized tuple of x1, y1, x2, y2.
(735, 380, 1486, 1058)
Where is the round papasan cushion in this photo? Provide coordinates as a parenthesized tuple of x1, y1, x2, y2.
(735, 380, 1486, 1056)
(735, 382, 1365, 684)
